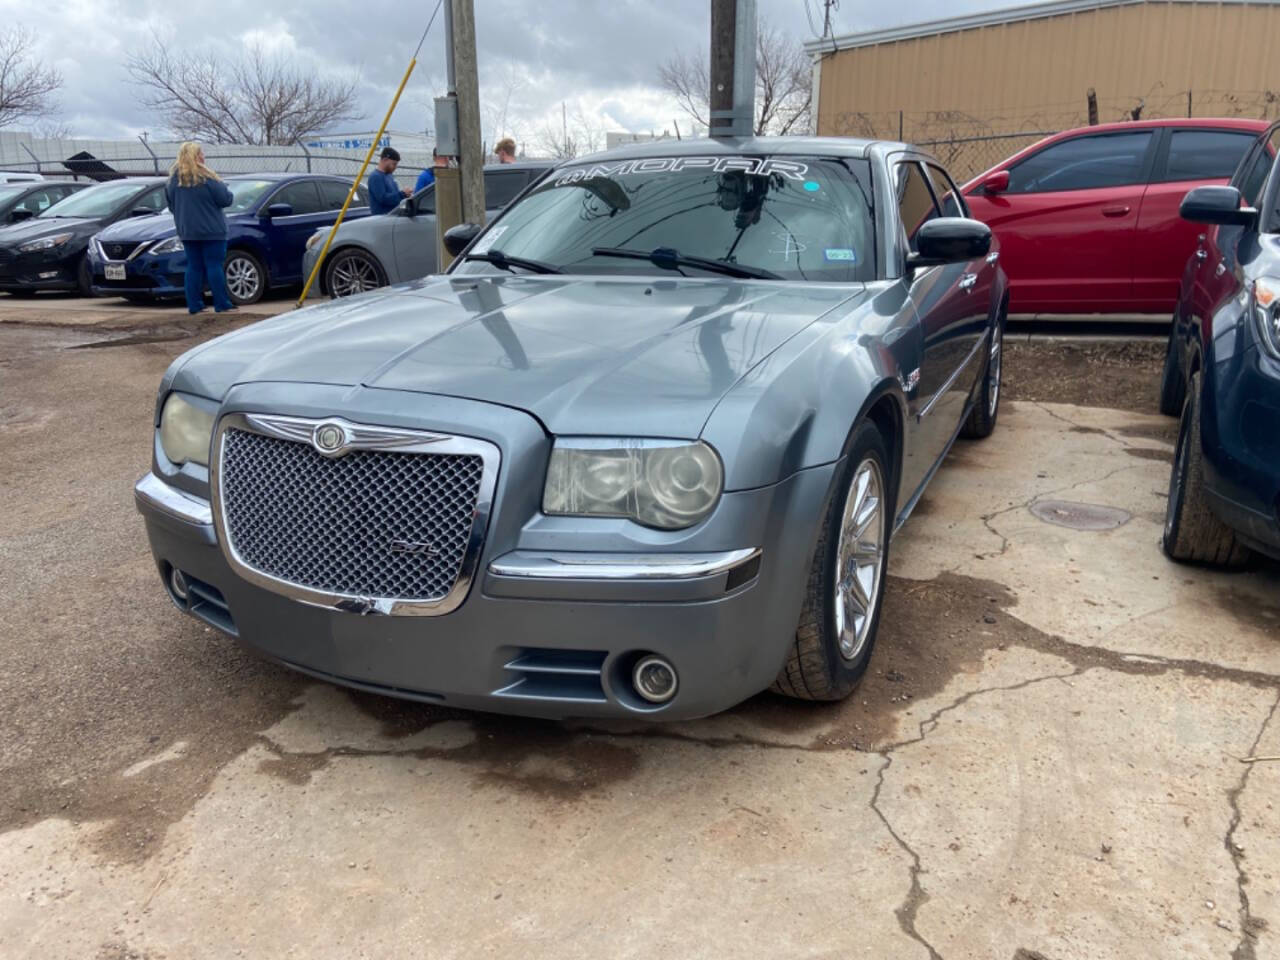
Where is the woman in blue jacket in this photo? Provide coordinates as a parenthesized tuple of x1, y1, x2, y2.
(165, 142, 235, 314)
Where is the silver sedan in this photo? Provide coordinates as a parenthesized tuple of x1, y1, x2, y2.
(303, 162, 551, 297)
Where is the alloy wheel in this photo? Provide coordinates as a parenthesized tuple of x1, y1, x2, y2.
(833, 457, 885, 661)
(225, 256, 261, 303)
(331, 254, 381, 297)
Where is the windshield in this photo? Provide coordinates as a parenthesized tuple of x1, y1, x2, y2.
(0, 185, 26, 202)
(39, 182, 143, 219)
(451, 154, 876, 282)
(226, 179, 276, 214)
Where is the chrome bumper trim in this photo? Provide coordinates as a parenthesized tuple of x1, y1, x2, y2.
(135, 472, 213, 527)
(488, 548, 761, 581)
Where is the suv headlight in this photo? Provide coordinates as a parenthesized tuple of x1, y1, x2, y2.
(543, 439, 723, 530)
(159, 393, 215, 466)
(18, 232, 74, 253)
(1253, 277, 1280, 359)
(150, 236, 184, 255)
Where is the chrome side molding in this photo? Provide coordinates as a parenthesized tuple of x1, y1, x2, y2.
(488, 548, 761, 581)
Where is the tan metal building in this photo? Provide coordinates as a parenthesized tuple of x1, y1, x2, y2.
(808, 0, 1280, 150)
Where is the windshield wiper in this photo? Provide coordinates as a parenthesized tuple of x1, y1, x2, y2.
(463, 249, 562, 274)
(591, 246, 780, 280)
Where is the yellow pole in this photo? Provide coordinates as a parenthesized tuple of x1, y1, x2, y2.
(296, 57, 417, 308)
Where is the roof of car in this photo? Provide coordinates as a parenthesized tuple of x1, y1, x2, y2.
(573, 136, 880, 165)
(1049, 117, 1270, 137)
(225, 172, 338, 182)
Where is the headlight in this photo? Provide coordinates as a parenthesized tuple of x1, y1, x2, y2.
(150, 236, 184, 255)
(1253, 277, 1280, 358)
(18, 232, 74, 253)
(159, 393, 215, 466)
(543, 439, 723, 529)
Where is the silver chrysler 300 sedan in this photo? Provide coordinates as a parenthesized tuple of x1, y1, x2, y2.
(135, 136, 1008, 721)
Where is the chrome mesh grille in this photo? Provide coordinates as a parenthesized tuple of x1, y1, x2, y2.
(219, 428, 484, 601)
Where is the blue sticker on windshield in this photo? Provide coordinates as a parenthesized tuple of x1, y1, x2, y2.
(824, 248, 856, 262)
(803, 180, 821, 192)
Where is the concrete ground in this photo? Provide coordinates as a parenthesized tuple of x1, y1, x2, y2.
(1, 308, 1277, 960)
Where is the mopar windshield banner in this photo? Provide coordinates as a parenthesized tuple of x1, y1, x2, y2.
(553, 157, 811, 185)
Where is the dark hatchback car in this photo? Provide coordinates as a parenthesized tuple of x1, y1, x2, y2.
(0, 180, 87, 226)
(1161, 121, 1280, 566)
(90, 173, 370, 305)
(0, 178, 167, 295)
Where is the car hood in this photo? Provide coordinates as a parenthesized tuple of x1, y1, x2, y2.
(97, 213, 177, 243)
(173, 275, 866, 437)
(0, 216, 99, 246)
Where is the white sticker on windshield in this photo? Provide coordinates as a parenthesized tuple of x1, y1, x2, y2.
(471, 225, 508, 255)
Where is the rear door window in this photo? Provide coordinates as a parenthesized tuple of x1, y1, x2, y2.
(895, 161, 941, 253)
(1008, 132, 1154, 193)
(1161, 130, 1258, 182)
(318, 180, 362, 210)
(483, 171, 527, 209)
(268, 181, 324, 216)
(134, 187, 168, 213)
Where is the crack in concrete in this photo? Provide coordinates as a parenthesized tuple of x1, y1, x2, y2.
(1030, 401, 1165, 453)
(867, 669, 1083, 960)
(1227, 691, 1280, 960)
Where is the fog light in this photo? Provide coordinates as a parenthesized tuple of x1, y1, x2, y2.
(170, 567, 189, 602)
(38, 271, 58, 279)
(632, 655, 678, 704)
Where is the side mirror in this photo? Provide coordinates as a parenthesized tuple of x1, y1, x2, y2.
(10, 209, 34, 222)
(980, 170, 1010, 195)
(129, 207, 156, 218)
(908, 217, 992, 268)
(1179, 185, 1256, 226)
(443, 222, 482, 257)
(263, 203, 293, 219)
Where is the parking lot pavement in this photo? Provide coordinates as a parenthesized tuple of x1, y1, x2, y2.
(1, 323, 1277, 960)
(0, 291, 293, 330)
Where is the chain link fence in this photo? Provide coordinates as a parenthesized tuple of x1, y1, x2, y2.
(0, 134, 431, 188)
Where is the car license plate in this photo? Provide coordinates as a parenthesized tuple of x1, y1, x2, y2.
(105, 264, 126, 280)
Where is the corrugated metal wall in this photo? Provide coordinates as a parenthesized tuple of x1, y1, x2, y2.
(815, 1, 1280, 141)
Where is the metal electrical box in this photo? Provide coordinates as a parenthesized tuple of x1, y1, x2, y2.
(434, 96, 459, 156)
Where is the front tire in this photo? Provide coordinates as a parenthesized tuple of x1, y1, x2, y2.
(773, 421, 893, 701)
(961, 308, 1004, 439)
(1158, 322, 1186, 416)
(223, 249, 267, 305)
(76, 255, 93, 297)
(325, 248, 387, 298)
(1162, 373, 1251, 567)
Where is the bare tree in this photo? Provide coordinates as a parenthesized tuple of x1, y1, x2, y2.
(0, 26, 63, 129)
(533, 102, 605, 160)
(125, 37, 360, 146)
(658, 19, 812, 136)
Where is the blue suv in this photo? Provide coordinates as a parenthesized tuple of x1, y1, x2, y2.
(89, 173, 370, 305)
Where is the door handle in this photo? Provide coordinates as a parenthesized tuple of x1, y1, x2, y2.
(958, 273, 977, 292)
(985, 251, 1000, 265)
(1101, 205, 1131, 217)
(1195, 249, 1208, 260)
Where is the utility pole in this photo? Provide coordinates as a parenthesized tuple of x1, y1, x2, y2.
(709, 0, 756, 137)
(435, 0, 485, 269)
(821, 0, 838, 38)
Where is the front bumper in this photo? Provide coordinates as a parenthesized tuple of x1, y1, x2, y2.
(89, 248, 186, 299)
(135, 418, 832, 721)
(0, 248, 80, 290)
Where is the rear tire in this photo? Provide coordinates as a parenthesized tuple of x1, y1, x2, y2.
(773, 421, 893, 701)
(1162, 373, 1251, 567)
(1158, 322, 1186, 417)
(325, 248, 387, 298)
(223, 249, 267, 306)
(961, 308, 1004, 439)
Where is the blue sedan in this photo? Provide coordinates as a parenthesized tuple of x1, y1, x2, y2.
(89, 173, 370, 305)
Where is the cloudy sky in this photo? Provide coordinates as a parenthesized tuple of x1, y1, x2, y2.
(2, 0, 1000, 145)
